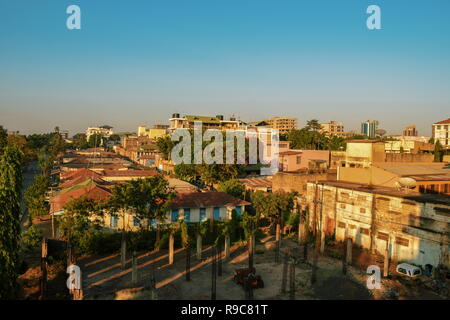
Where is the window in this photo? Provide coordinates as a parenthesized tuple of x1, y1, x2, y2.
(338, 221, 346, 228)
(296, 156, 302, 165)
(340, 204, 346, 209)
(360, 228, 370, 235)
(199, 208, 207, 221)
(110, 214, 118, 227)
(234, 206, 242, 215)
(184, 208, 190, 222)
(133, 217, 140, 227)
(360, 208, 366, 213)
(395, 237, 409, 247)
(214, 207, 220, 220)
(171, 209, 179, 222)
(377, 232, 389, 241)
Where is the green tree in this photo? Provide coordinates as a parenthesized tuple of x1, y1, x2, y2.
(0, 125, 7, 154)
(72, 133, 89, 150)
(174, 164, 198, 182)
(37, 150, 53, 176)
(434, 140, 444, 162)
(217, 179, 244, 199)
(305, 119, 322, 132)
(88, 133, 103, 148)
(156, 135, 174, 160)
(0, 145, 23, 299)
(59, 197, 103, 254)
(24, 174, 50, 218)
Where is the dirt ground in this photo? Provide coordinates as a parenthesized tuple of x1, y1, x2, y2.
(75, 236, 448, 300)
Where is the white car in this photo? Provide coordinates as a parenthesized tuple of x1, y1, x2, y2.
(396, 263, 422, 278)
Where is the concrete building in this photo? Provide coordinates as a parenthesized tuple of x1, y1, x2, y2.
(361, 120, 379, 138)
(403, 125, 418, 137)
(338, 162, 450, 195)
(384, 139, 434, 154)
(278, 150, 330, 172)
(343, 140, 386, 168)
(306, 181, 450, 268)
(114, 135, 158, 165)
(137, 125, 167, 139)
(86, 125, 113, 140)
(432, 118, 450, 149)
(102, 192, 250, 231)
(262, 117, 297, 135)
(320, 121, 345, 137)
(169, 114, 245, 132)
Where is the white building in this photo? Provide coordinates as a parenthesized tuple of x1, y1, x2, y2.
(432, 118, 450, 149)
(86, 125, 114, 140)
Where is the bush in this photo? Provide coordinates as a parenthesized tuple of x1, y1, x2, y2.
(21, 225, 43, 250)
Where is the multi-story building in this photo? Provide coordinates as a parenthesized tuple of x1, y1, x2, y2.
(306, 180, 450, 268)
(432, 118, 450, 149)
(403, 125, 418, 137)
(320, 121, 345, 137)
(361, 120, 379, 138)
(137, 125, 167, 139)
(86, 125, 113, 140)
(169, 114, 245, 132)
(384, 139, 434, 154)
(262, 117, 297, 135)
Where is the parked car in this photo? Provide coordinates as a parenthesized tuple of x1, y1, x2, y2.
(396, 263, 422, 278)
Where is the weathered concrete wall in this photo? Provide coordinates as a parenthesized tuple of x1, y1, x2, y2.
(385, 153, 434, 163)
(273, 171, 336, 195)
(306, 182, 450, 268)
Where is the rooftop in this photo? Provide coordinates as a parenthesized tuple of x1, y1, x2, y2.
(169, 192, 250, 209)
(50, 184, 111, 213)
(433, 118, 450, 125)
(239, 177, 272, 189)
(374, 163, 450, 179)
(346, 140, 383, 143)
(313, 180, 450, 205)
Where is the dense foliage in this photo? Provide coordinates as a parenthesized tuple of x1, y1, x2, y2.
(0, 145, 23, 299)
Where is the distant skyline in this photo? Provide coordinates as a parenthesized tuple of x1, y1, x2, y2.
(1, 0, 449, 136)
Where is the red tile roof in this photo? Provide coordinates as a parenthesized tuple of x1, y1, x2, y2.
(102, 169, 158, 177)
(50, 184, 111, 213)
(434, 118, 450, 125)
(60, 169, 104, 187)
(169, 192, 250, 209)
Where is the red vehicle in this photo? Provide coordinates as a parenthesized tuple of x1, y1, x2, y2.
(233, 267, 264, 289)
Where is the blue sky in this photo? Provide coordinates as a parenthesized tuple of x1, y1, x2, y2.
(1, 0, 449, 136)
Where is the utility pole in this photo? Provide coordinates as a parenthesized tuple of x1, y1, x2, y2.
(132, 251, 138, 285)
(311, 183, 321, 285)
(211, 246, 217, 300)
(218, 242, 222, 277)
(186, 247, 191, 281)
(281, 250, 289, 294)
(289, 256, 296, 300)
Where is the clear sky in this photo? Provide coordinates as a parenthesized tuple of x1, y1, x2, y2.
(1, 0, 449, 136)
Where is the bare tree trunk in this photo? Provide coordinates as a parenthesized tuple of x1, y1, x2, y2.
(132, 251, 138, 285)
(196, 233, 202, 260)
(121, 231, 126, 270)
(224, 234, 230, 258)
(156, 223, 161, 251)
(186, 247, 191, 281)
(276, 223, 281, 242)
(169, 232, 174, 265)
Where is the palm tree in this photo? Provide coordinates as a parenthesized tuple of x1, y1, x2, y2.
(305, 119, 322, 132)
